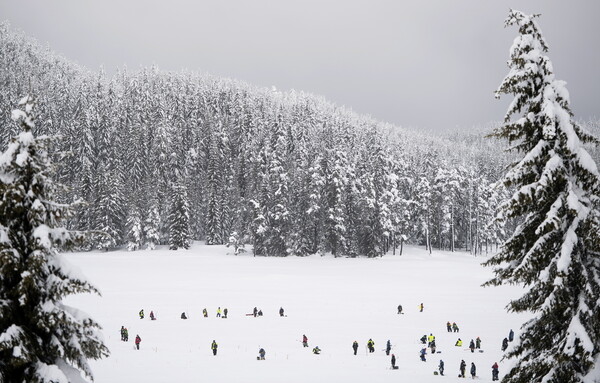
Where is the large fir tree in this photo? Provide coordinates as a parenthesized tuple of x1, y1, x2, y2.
(0, 96, 109, 382)
(484, 10, 600, 382)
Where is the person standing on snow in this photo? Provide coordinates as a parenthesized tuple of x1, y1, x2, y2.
(120, 326, 126, 341)
(385, 340, 392, 355)
(123, 327, 129, 342)
(447, 321, 452, 332)
(135, 334, 141, 350)
(391, 354, 397, 369)
(430, 340, 437, 354)
(492, 362, 499, 381)
(302, 334, 308, 347)
(253, 307, 258, 317)
(352, 341, 359, 355)
(216, 307, 222, 318)
(419, 303, 424, 312)
(202, 308, 208, 318)
(223, 308, 228, 318)
(471, 362, 477, 379)
(501, 337, 509, 351)
(452, 322, 459, 332)
(459, 360, 466, 378)
(211, 340, 218, 356)
(475, 336, 481, 349)
(469, 339, 475, 353)
(508, 329, 514, 342)
(150, 311, 156, 320)
(438, 359, 445, 376)
(279, 307, 285, 317)
(367, 339, 375, 353)
(397, 304, 403, 314)
(427, 334, 435, 347)
(419, 348, 427, 362)
(139, 309, 144, 319)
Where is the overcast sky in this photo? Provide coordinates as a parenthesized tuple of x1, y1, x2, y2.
(1, 1, 598, 132)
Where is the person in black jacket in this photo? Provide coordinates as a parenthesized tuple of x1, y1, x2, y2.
(459, 360, 466, 378)
(471, 362, 477, 379)
(391, 354, 397, 369)
(438, 359, 444, 376)
(352, 341, 359, 355)
(501, 337, 509, 351)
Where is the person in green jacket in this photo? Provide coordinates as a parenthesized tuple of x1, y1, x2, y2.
(211, 340, 218, 356)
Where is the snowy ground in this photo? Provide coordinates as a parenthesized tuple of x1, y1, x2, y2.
(65, 244, 526, 383)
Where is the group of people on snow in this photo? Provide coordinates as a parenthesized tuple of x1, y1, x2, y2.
(139, 306, 291, 321)
(413, 313, 508, 380)
(446, 321, 460, 332)
(125, 304, 508, 379)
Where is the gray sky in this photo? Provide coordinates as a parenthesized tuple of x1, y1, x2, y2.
(1, 0, 598, 131)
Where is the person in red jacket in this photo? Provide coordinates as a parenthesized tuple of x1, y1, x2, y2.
(135, 335, 141, 350)
(302, 334, 308, 347)
(492, 362, 499, 381)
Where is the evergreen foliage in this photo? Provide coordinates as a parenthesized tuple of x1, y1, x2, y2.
(168, 180, 191, 250)
(0, 96, 108, 382)
(0, 23, 517, 256)
(483, 10, 600, 382)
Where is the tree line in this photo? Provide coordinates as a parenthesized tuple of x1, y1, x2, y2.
(0, 22, 552, 257)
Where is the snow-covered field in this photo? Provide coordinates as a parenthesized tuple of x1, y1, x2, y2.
(65, 244, 526, 383)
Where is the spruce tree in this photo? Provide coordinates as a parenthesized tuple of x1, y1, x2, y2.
(484, 10, 600, 382)
(168, 181, 191, 250)
(0, 96, 108, 382)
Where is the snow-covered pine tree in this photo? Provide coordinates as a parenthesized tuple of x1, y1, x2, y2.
(168, 180, 191, 250)
(125, 202, 143, 251)
(143, 193, 161, 250)
(204, 120, 226, 245)
(323, 149, 348, 257)
(0, 96, 108, 382)
(260, 117, 291, 256)
(483, 10, 600, 382)
(93, 83, 125, 250)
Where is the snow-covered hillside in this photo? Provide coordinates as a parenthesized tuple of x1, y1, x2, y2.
(65, 244, 525, 382)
